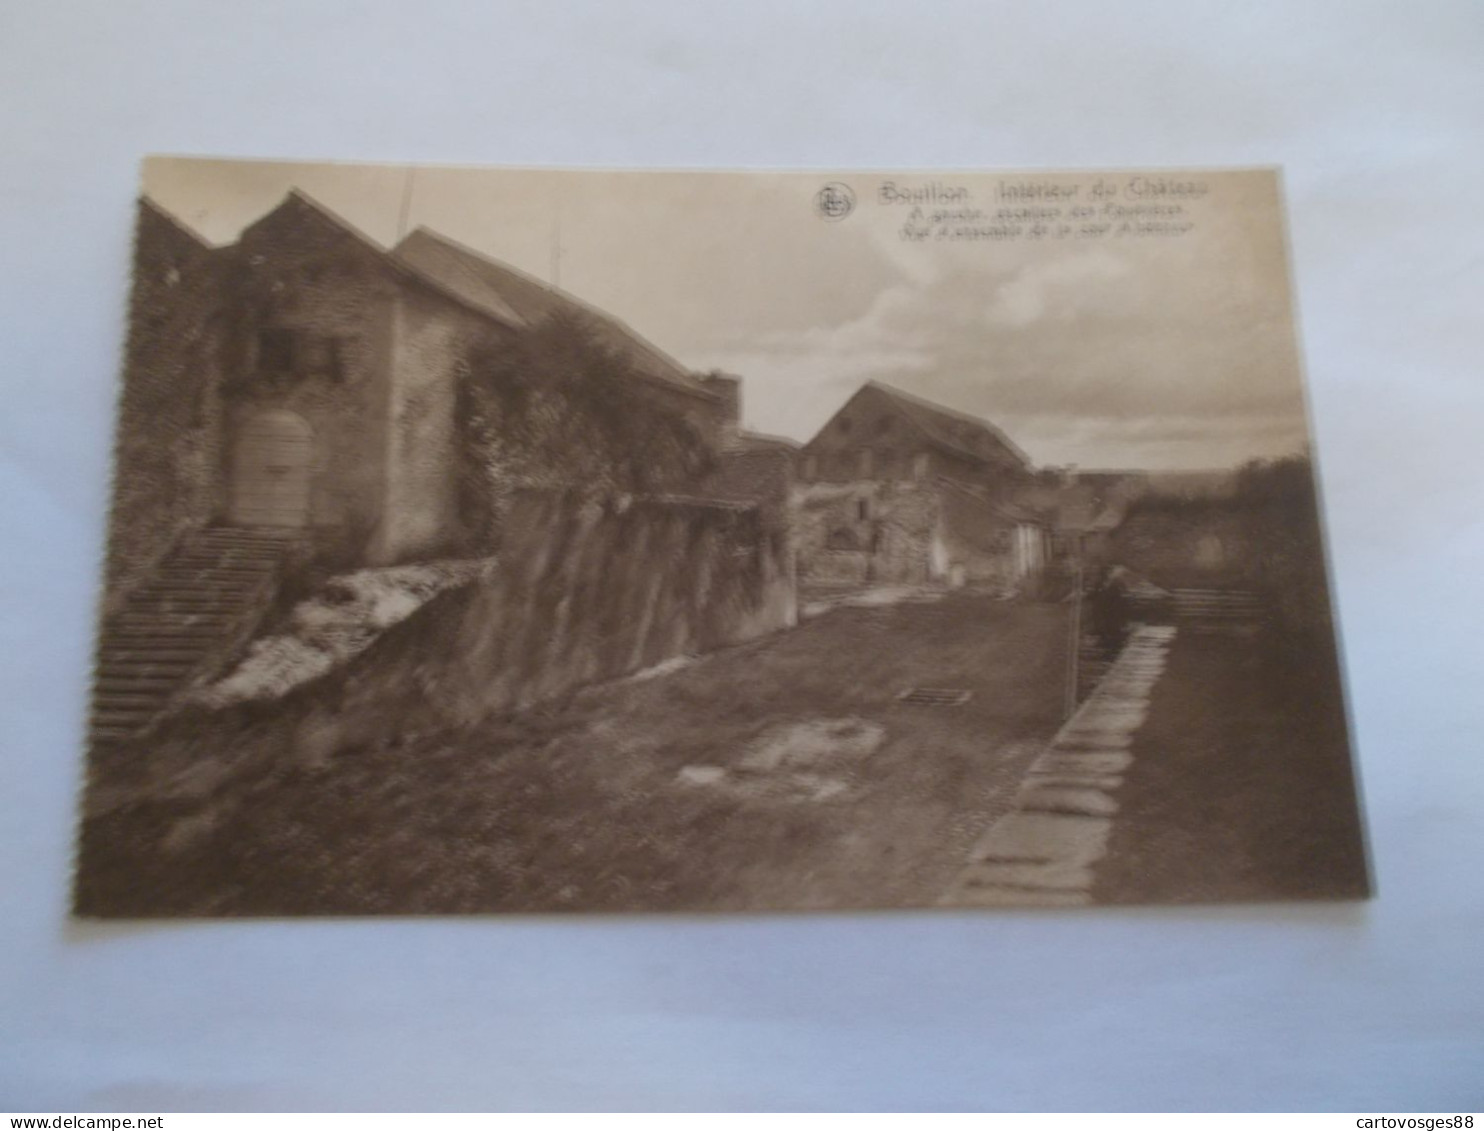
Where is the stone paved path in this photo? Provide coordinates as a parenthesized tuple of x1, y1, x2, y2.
(941, 623, 1178, 908)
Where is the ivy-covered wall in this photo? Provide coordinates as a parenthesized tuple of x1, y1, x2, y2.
(103, 200, 227, 607)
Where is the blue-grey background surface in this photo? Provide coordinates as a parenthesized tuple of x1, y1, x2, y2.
(2, 0, 1481, 1111)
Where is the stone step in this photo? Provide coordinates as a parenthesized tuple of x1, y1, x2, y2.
(149, 577, 271, 591)
(157, 561, 277, 575)
(186, 544, 289, 556)
(94, 674, 184, 692)
(97, 645, 208, 662)
(166, 548, 282, 561)
(86, 528, 289, 743)
(95, 667, 199, 686)
(125, 589, 253, 603)
(129, 581, 257, 594)
(125, 594, 258, 610)
(191, 544, 291, 554)
(97, 652, 199, 666)
(148, 556, 277, 568)
(93, 685, 173, 703)
(121, 605, 244, 619)
(107, 619, 235, 635)
(195, 525, 296, 537)
(122, 599, 251, 616)
(91, 690, 166, 706)
(131, 579, 260, 592)
(190, 530, 292, 544)
(91, 724, 145, 743)
(1173, 601, 1260, 607)
(193, 533, 294, 545)
(111, 608, 237, 623)
(101, 644, 204, 658)
(103, 622, 229, 636)
(1175, 602, 1263, 610)
(1174, 607, 1263, 616)
(92, 706, 164, 726)
(128, 585, 248, 597)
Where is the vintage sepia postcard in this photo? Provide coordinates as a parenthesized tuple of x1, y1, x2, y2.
(73, 159, 1370, 916)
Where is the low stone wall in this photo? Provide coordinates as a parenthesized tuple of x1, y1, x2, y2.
(121, 489, 797, 796)
(1106, 503, 1259, 588)
(442, 489, 797, 719)
(794, 480, 942, 587)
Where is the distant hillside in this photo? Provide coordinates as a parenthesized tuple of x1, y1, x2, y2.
(1141, 469, 1238, 499)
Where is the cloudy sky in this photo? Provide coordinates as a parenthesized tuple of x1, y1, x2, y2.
(143, 158, 1311, 471)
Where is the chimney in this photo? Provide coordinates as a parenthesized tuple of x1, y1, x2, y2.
(699, 371, 742, 449)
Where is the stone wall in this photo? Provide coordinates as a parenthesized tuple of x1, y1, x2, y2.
(222, 197, 407, 559)
(103, 201, 226, 608)
(794, 477, 1051, 592)
(1106, 503, 1258, 588)
(700, 445, 795, 507)
(432, 489, 797, 718)
(794, 480, 944, 587)
(1108, 488, 1336, 638)
(136, 489, 798, 782)
(378, 286, 504, 562)
(218, 194, 515, 564)
(939, 481, 1022, 587)
(455, 318, 719, 553)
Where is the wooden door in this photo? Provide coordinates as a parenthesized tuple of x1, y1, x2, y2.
(229, 410, 314, 527)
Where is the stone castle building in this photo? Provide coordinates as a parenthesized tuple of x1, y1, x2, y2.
(90, 192, 774, 747)
(793, 381, 1049, 590)
(108, 191, 739, 605)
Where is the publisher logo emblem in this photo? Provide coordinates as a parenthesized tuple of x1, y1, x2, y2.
(814, 182, 856, 221)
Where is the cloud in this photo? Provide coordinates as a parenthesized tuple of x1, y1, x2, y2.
(700, 242, 1309, 471)
(987, 249, 1132, 328)
(691, 283, 946, 437)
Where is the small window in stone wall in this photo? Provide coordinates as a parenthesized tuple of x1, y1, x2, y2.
(826, 527, 860, 551)
(257, 328, 296, 376)
(299, 334, 343, 382)
(837, 415, 853, 435)
(257, 328, 345, 383)
(857, 498, 871, 521)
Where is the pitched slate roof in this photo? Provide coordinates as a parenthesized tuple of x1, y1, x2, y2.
(138, 196, 215, 250)
(218, 192, 719, 402)
(857, 380, 1031, 469)
(392, 227, 711, 396)
(734, 430, 800, 453)
(233, 191, 526, 331)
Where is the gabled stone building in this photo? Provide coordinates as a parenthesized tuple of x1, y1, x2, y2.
(93, 191, 756, 746)
(108, 191, 736, 602)
(794, 381, 1049, 591)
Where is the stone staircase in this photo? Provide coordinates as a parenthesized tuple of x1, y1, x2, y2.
(1073, 584, 1265, 704)
(89, 526, 296, 748)
(1169, 587, 1266, 634)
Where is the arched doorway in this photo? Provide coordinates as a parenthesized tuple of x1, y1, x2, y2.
(229, 410, 314, 527)
(1195, 532, 1226, 569)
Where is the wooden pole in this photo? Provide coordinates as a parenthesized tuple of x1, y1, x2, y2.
(1065, 535, 1083, 720)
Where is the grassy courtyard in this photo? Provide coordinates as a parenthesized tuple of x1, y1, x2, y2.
(77, 592, 1071, 916)
(1093, 628, 1370, 905)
